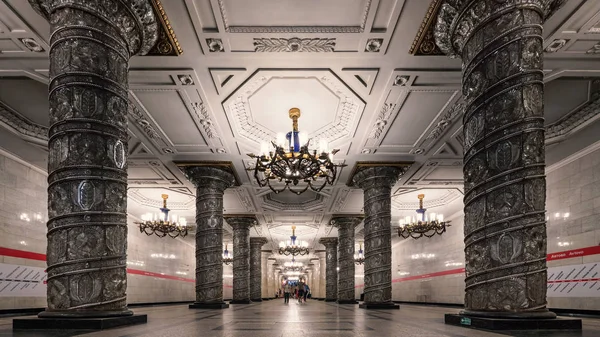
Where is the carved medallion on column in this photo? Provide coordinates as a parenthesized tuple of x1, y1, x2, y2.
(181, 166, 236, 309)
(330, 216, 363, 304)
(28, 0, 157, 320)
(318, 237, 338, 302)
(226, 216, 257, 304)
(434, 0, 567, 321)
(350, 164, 410, 309)
(249, 237, 268, 302)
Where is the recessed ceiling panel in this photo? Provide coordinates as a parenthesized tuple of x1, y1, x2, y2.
(0, 78, 48, 126)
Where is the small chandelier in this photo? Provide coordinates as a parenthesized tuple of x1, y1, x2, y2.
(354, 243, 365, 265)
(247, 108, 345, 195)
(278, 226, 309, 256)
(222, 244, 233, 265)
(284, 257, 304, 268)
(136, 194, 188, 238)
(397, 194, 450, 239)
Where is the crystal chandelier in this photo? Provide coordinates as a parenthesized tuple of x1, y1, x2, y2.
(278, 226, 309, 256)
(136, 194, 188, 238)
(397, 194, 450, 239)
(247, 108, 345, 195)
(283, 257, 304, 272)
(354, 243, 365, 265)
(222, 244, 233, 265)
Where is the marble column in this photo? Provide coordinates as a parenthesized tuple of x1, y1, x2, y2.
(318, 252, 326, 299)
(272, 264, 280, 297)
(249, 237, 268, 302)
(352, 167, 403, 309)
(310, 258, 321, 299)
(226, 216, 256, 304)
(434, 0, 564, 320)
(319, 238, 338, 302)
(183, 167, 236, 309)
(331, 216, 363, 304)
(29, 0, 157, 319)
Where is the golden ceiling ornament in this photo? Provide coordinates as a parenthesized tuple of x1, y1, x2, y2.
(409, 0, 444, 56)
(148, 0, 183, 56)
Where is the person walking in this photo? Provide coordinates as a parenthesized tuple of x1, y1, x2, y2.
(303, 283, 310, 302)
(297, 281, 304, 304)
(283, 282, 291, 304)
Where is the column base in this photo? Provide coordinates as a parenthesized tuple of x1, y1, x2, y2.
(317, 298, 325, 301)
(189, 302, 229, 309)
(324, 299, 337, 302)
(337, 300, 358, 304)
(359, 302, 399, 310)
(251, 298, 263, 302)
(13, 315, 147, 330)
(445, 314, 582, 331)
(229, 299, 252, 304)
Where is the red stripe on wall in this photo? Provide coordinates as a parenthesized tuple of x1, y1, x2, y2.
(392, 268, 465, 283)
(0, 247, 46, 262)
(126, 268, 195, 283)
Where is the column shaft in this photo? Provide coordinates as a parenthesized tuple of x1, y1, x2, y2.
(227, 217, 256, 304)
(331, 217, 362, 304)
(250, 238, 268, 301)
(435, 0, 558, 319)
(183, 167, 235, 309)
(319, 238, 338, 302)
(31, 0, 157, 318)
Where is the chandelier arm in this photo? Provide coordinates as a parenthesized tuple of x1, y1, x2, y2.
(267, 179, 288, 194)
(288, 183, 310, 195)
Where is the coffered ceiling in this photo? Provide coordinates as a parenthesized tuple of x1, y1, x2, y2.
(1, 0, 599, 265)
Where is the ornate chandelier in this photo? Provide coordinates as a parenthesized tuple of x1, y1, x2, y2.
(397, 194, 450, 239)
(283, 257, 304, 272)
(354, 243, 365, 265)
(247, 108, 345, 195)
(135, 194, 188, 238)
(278, 226, 309, 256)
(222, 244, 233, 265)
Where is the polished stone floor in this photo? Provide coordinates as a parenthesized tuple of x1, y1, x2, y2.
(1, 300, 599, 337)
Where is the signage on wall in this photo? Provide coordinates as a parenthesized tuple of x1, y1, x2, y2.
(0, 263, 46, 297)
(547, 262, 600, 298)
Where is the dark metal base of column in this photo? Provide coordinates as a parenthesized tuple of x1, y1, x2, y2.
(251, 298, 263, 302)
(359, 302, 399, 310)
(337, 300, 358, 304)
(13, 314, 147, 330)
(317, 298, 325, 301)
(229, 299, 252, 304)
(445, 314, 582, 330)
(189, 302, 229, 309)
(324, 299, 337, 302)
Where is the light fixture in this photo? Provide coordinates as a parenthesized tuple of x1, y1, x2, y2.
(278, 226, 309, 256)
(223, 244, 233, 265)
(354, 243, 365, 265)
(397, 194, 450, 239)
(135, 194, 188, 238)
(284, 257, 304, 268)
(247, 108, 345, 195)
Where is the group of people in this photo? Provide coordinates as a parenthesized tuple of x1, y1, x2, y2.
(282, 281, 310, 304)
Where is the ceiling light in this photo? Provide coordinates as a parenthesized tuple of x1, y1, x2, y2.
(278, 226, 309, 256)
(247, 107, 345, 195)
(354, 242, 365, 265)
(223, 244, 233, 265)
(135, 194, 188, 238)
(398, 194, 450, 239)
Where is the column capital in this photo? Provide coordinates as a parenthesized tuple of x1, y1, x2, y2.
(434, 0, 566, 58)
(250, 237, 269, 247)
(225, 215, 258, 230)
(329, 215, 363, 228)
(179, 165, 236, 192)
(348, 163, 411, 190)
(29, 0, 159, 56)
(319, 237, 338, 247)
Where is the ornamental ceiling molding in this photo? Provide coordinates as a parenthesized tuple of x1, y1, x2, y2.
(409, 0, 444, 56)
(147, 0, 183, 56)
(262, 193, 325, 212)
(218, 0, 372, 33)
(346, 161, 413, 187)
(190, 101, 219, 139)
(0, 100, 47, 145)
(391, 188, 462, 210)
(128, 188, 195, 210)
(367, 103, 396, 139)
(223, 70, 364, 146)
(253, 38, 336, 52)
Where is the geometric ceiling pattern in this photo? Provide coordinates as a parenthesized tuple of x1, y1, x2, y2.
(1, 0, 599, 265)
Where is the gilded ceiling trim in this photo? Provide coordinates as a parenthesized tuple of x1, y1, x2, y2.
(147, 0, 183, 56)
(409, 0, 444, 56)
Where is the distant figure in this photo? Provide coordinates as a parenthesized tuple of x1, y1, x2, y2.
(284, 282, 291, 304)
(303, 283, 310, 302)
(297, 282, 305, 304)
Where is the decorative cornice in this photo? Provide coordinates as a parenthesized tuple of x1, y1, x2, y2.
(0, 101, 47, 145)
(409, 0, 444, 56)
(190, 101, 219, 139)
(174, 161, 241, 186)
(147, 0, 182, 56)
(318, 237, 338, 247)
(367, 103, 396, 139)
(253, 38, 336, 52)
(425, 96, 465, 141)
(346, 162, 413, 187)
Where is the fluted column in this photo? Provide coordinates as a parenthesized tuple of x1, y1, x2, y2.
(434, 0, 564, 319)
(183, 167, 235, 309)
(352, 166, 403, 309)
(319, 238, 338, 302)
(29, 0, 157, 319)
(331, 216, 363, 304)
(249, 237, 268, 302)
(226, 216, 256, 304)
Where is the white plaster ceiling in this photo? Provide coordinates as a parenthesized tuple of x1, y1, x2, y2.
(0, 0, 600, 264)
